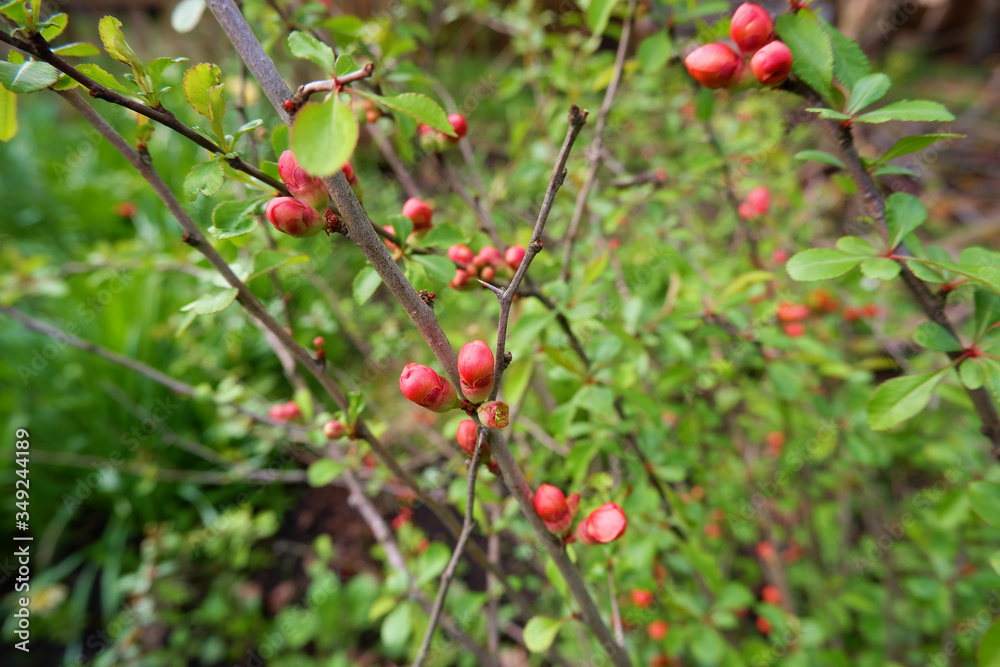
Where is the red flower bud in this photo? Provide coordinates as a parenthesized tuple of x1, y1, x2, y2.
(313, 336, 325, 349)
(392, 506, 413, 530)
(684, 43, 745, 89)
(505, 245, 526, 271)
(751, 40, 793, 86)
(399, 363, 459, 413)
(474, 246, 504, 268)
(772, 248, 789, 264)
(480, 266, 495, 281)
(730, 3, 775, 55)
(456, 419, 488, 459)
(449, 268, 471, 290)
(342, 161, 356, 184)
(631, 589, 654, 608)
(448, 244, 475, 265)
(739, 186, 771, 220)
(783, 322, 805, 337)
(323, 420, 345, 439)
(269, 401, 301, 422)
(761, 585, 781, 605)
(277, 150, 328, 211)
(265, 197, 324, 238)
(458, 340, 495, 403)
(534, 484, 572, 534)
(756, 541, 776, 560)
(567, 493, 580, 516)
(776, 302, 809, 322)
(447, 113, 468, 139)
(647, 620, 669, 640)
(402, 198, 433, 231)
(477, 400, 509, 429)
(575, 517, 599, 545)
(756, 617, 772, 634)
(583, 503, 627, 544)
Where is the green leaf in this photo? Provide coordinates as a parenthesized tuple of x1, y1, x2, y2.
(209, 200, 258, 240)
(861, 257, 901, 280)
(878, 133, 965, 165)
(637, 30, 672, 73)
(98, 16, 148, 91)
(872, 164, 921, 178)
(969, 481, 1000, 528)
(960, 359, 986, 390)
(170, 0, 206, 33)
(183, 160, 224, 201)
(980, 619, 1000, 667)
(180, 288, 239, 315)
(306, 459, 344, 487)
(51, 42, 101, 57)
(386, 213, 412, 246)
(695, 85, 714, 121)
(787, 248, 864, 281)
(914, 322, 962, 352)
(974, 290, 1000, 340)
(380, 602, 413, 651)
(855, 100, 955, 124)
(776, 11, 834, 101)
(794, 150, 844, 168)
(290, 97, 359, 176)
(147, 56, 187, 89)
(886, 192, 927, 250)
(0, 60, 60, 93)
(334, 53, 356, 77)
(0, 1, 31, 28)
(415, 223, 467, 248)
(586, 0, 619, 37)
(847, 73, 891, 114)
(287, 31, 335, 73)
(352, 266, 381, 305)
(414, 542, 450, 585)
(248, 251, 309, 282)
(818, 16, 870, 89)
(523, 616, 565, 653)
(412, 254, 456, 285)
(806, 107, 853, 121)
(691, 626, 726, 664)
(39, 12, 68, 41)
(836, 236, 876, 256)
(77, 64, 137, 97)
(867, 368, 948, 431)
(0, 84, 16, 141)
(352, 90, 455, 137)
(183, 62, 223, 119)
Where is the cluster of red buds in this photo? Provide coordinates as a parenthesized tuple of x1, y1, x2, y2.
(684, 4, 793, 89)
(447, 243, 526, 289)
(776, 300, 809, 337)
(843, 303, 880, 322)
(738, 186, 771, 220)
(417, 113, 468, 153)
(268, 401, 302, 422)
(266, 150, 359, 237)
(399, 341, 508, 423)
(533, 484, 628, 545)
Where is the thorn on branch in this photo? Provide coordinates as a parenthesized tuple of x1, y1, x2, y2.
(478, 280, 504, 298)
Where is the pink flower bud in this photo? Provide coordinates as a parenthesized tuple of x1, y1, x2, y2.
(684, 43, 745, 89)
(575, 516, 599, 545)
(776, 302, 809, 322)
(269, 401, 302, 422)
(505, 245, 526, 271)
(581, 503, 627, 544)
(456, 419, 479, 457)
(383, 225, 399, 251)
(399, 363, 459, 413)
(474, 246, 503, 268)
(448, 244, 475, 265)
(739, 186, 771, 219)
(534, 484, 573, 534)
(751, 41, 793, 86)
(323, 420, 345, 439)
(477, 400, 509, 429)
(449, 268, 471, 289)
(342, 161, 356, 184)
(448, 113, 468, 139)
(730, 3, 775, 55)
(265, 197, 324, 238)
(277, 150, 329, 211)
(458, 340, 495, 403)
(567, 493, 581, 516)
(402, 198, 433, 231)
(480, 266, 495, 281)
(313, 336, 325, 349)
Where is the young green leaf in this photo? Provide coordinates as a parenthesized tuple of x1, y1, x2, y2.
(867, 368, 948, 431)
(794, 150, 845, 169)
(39, 12, 68, 41)
(352, 266, 381, 305)
(974, 290, 1000, 340)
(969, 481, 1000, 528)
(0, 84, 14, 141)
(180, 287, 239, 315)
(878, 133, 964, 165)
(776, 11, 834, 101)
(960, 359, 986, 390)
(586, 0, 620, 37)
(290, 96, 359, 176)
(0, 1, 32, 29)
(818, 16, 870, 89)
(637, 30, 672, 73)
(836, 236, 877, 256)
(806, 107, 853, 121)
(854, 100, 955, 124)
(306, 459, 344, 487)
(287, 31, 335, 73)
(415, 223, 467, 248)
(386, 213, 412, 246)
(847, 73, 891, 114)
(98, 16, 149, 92)
(334, 53, 356, 77)
(183, 62, 222, 118)
(209, 200, 258, 240)
(412, 254, 456, 284)
(979, 618, 1000, 667)
(914, 322, 962, 352)
(787, 248, 864, 281)
(523, 616, 566, 653)
(183, 160, 224, 201)
(77, 63, 137, 97)
(0, 60, 60, 93)
(51, 42, 101, 57)
(861, 257, 901, 281)
(352, 90, 455, 137)
(872, 164, 921, 178)
(885, 192, 927, 250)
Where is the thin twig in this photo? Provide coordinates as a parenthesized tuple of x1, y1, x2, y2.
(559, 0, 638, 281)
(607, 565, 625, 648)
(704, 118, 763, 268)
(413, 431, 485, 667)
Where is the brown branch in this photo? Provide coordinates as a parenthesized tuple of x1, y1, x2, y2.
(0, 30, 286, 194)
(559, 0, 638, 281)
(413, 431, 485, 667)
